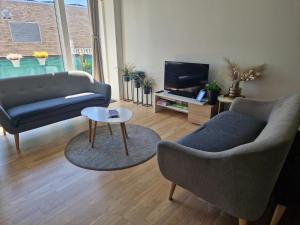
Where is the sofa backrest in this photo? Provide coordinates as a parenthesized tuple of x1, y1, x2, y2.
(0, 71, 95, 109)
(256, 93, 300, 143)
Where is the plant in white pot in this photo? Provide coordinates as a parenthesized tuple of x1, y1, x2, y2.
(33, 51, 48, 65)
(6, 53, 22, 68)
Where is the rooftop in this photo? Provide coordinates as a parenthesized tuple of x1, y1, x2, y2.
(6, 0, 87, 7)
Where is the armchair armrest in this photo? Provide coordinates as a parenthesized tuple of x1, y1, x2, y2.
(157, 140, 288, 221)
(230, 97, 276, 121)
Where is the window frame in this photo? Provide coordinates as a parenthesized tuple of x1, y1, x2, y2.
(54, 0, 74, 71)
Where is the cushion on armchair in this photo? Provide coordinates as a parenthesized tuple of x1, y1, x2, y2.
(177, 111, 266, 152)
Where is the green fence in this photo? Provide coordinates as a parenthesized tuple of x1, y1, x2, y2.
(0, 55, 92, 79)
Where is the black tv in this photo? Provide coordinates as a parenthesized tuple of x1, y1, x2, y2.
(164, 61, 209, 98)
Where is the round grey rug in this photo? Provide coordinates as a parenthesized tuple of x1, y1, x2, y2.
(65, 124, 161, 171)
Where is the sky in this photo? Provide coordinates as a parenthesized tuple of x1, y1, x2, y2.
(64, 0, 87, 5)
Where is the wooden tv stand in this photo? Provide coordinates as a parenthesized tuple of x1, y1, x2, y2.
(154, 91, 217, 125)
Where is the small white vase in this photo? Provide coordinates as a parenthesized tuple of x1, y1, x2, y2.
(11, 59, 20, 68)
(37, 58, 46, 65)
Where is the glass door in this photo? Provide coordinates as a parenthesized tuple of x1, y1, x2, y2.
(64, 0, 93, 75)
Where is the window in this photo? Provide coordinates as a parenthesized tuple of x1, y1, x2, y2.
(0, 0, 65, 78)
(9, 22, 42, 43)
(65, 0, 93, 74)
(0, 0, 95, 79)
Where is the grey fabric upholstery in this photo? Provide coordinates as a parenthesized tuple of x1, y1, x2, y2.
(0, 71, 111, 134)
(8, 92, 106, 126)
(157, 93, 300, 221)
(177, 111, 266, 152)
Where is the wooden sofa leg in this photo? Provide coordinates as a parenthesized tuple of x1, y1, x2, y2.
(270, 204, 286, 225)
(14, 133, 20, 151)
(169, 182, 176, 200)
(3, 127, 6, 136)
(239, 218, 247, 225)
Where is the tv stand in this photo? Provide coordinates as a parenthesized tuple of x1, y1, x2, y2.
(168, 90, 195, 98)
(154, 91, 217, 125)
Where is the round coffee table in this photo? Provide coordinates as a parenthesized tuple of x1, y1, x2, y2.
(81, 107, 133, 155)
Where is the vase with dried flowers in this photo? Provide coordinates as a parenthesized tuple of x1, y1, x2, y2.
(6, 53, 22, 68)
(224, 57, 265, 98)
(33, 51, 48, 65)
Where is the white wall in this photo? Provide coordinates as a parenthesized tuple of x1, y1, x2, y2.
(121, 0, 300, 99)
(101, 0, 123, 100)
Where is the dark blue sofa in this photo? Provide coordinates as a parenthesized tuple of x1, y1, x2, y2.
(0, 71, 111, 151)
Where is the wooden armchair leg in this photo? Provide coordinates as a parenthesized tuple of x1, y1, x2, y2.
(239, 218, 247, 225)
(169, 182, 176, 200)
(3, 127, 6, 136)
(270, 204, 286, 225)
(14, 133, 20, 151)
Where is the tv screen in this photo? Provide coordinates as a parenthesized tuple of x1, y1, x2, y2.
(164, 61, 209, 97)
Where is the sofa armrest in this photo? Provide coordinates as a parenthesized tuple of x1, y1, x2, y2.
(0, 105, 13, 132)
(157, 140, 288, 221)
(89, 81, 111, 97)
(89, 82, 111, 106)
(230, 97, 276, 121)
(68, 70, 111, 106)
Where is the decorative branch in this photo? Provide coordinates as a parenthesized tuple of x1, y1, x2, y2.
(224, 57, 265, 83)
(240, 64, 266, 81)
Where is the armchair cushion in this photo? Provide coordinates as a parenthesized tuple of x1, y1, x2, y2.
(7, 92, 106, 126)
(177, 111, 266, 152)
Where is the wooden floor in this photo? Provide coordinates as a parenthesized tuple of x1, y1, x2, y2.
(0, 101, 297, 225)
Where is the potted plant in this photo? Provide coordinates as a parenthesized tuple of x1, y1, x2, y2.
(6, 53, 22, 68)
(82, 59, 92, 74)
(142, 78, 155, 94)
(205, 81, 221, 105)
(33, 51, 48, 65)
(224, 57, 265, 97)
(120, 64, 135, 82)
(131, 71, 145, 88)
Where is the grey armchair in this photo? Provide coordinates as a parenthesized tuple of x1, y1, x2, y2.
(157, 94, 300, 225)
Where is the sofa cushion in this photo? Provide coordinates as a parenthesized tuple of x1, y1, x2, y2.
(7, 92, 106, 125)
(177, 111, 266, 152)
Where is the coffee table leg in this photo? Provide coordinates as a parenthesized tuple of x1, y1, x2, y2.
(89, 119, 92, 143)
(123, 123, 128, 138)
(107, 123, 113, 135)
(92, 121, 98, 148)
(120, 123, 129, 155)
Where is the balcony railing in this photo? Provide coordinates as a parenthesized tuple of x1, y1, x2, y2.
(0, 53, 92, 79)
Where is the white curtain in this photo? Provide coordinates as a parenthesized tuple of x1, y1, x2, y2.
(87, 0, 105, 82)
